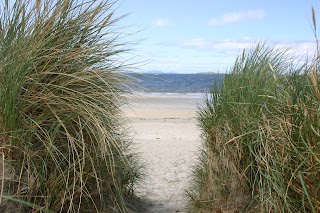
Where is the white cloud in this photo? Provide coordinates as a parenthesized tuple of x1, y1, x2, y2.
(275, 41, 316, 58)
(175, 38, 316, 54)
(177, 38, 254, 50)
(208, 10, 266, 26)
(148, 39, 316, 73)
(176, 38, 316, 58)
(152, 18, 170, 27)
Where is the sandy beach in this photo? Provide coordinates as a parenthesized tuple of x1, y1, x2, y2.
(123, 94, 204, 213)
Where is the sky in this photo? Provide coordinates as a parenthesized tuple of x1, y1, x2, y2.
(116, 0, 320, 74)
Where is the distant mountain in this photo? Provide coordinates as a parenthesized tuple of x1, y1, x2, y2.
(128, 70, 224, 74)
(141, 70, 178, 74)
(195, 71, 223, 74)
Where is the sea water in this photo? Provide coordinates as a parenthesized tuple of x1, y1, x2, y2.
(129, 73, 224, 96)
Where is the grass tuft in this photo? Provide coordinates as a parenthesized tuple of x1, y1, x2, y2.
(187, 42, 320, 212)
(0, 0, 143, 212)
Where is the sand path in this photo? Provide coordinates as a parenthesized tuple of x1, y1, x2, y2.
(123, 94, 203, 213)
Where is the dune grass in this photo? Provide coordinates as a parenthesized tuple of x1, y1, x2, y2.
(0, 0, 143, 212)
(187, 42, 320, 212)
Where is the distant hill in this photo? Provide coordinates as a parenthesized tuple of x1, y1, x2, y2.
(126, 71, 224, 75)
(195, 72, 223, 74)
(140, 70, 178, 74)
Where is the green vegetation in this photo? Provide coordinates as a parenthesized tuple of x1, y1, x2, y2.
(188, 42, 320, 212)
(0, 0, 142, 212)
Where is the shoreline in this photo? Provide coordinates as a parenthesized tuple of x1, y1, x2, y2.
(131, 92, 207, 99)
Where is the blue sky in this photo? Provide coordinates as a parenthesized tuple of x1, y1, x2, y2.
(118, 0, 319, 73)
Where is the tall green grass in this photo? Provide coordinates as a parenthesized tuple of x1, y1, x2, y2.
(0, 0, 142, 212)
(188, 43, 320, 212)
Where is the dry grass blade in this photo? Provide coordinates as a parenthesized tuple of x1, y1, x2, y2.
(313, 6, 317, 31)
(310, 67, 320, 100)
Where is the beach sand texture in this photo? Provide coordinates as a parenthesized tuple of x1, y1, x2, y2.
(123, 95, 203, 213)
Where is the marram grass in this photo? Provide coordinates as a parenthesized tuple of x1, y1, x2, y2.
(188, 43, 320, 212)
(0, 0, 142, 212)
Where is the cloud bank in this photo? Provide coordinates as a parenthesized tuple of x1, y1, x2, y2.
(178, 38, 313, 51)
(178, 38, 253, 50)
